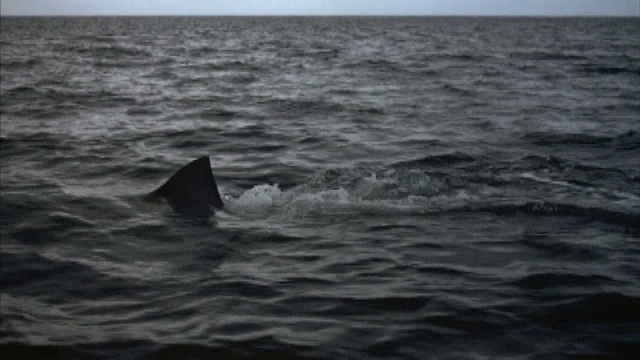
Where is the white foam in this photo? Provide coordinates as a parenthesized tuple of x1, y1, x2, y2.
(225, 183, 354, 219)
(225, 184, 283, 218)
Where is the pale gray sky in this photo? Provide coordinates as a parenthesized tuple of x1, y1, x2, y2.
(1, 0, 639, 16)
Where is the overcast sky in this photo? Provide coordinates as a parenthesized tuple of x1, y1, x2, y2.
(1, 0, 639, 16)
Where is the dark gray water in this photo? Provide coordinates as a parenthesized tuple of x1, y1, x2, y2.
(1, 16, 639, 359)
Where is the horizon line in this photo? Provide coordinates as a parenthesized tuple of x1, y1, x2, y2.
(1, 13, 638, 18)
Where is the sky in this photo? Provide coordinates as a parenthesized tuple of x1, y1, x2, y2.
(1, 0, 639, 17)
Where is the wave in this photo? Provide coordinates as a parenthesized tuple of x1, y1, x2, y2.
(581, 64, 640, 76)
(89, 45, 152, 59)
(0, 132, 77, 158)
(0, 340, 318, 360)
(0, 250, 148, 302)
(510, 50, 588, 61)
(2, 85, 136, 108)
(192, 107, 239, 119)
(187, 45, 218, 57)
(509, 272, 619, 290)
(526, 292, 640, 324)
(2, 85, 39, 97)
(434, 53, 478, 61)
(613, 130, 640, 151)
(125, 106, 164, 116)
(460, 202, 639, 229)
(0, 58, 40, 69)
(181, 59, 264, 72)
(280, 294, 429, 317)
(440, 82, 477, 96)
(522, 131, 613, 146)
(10, 211, 95, 246)
(393, 152, 476, 168)
(341, 58, 405, 74)
(517, 155, 637, 193)
(522, 130, 639, 152)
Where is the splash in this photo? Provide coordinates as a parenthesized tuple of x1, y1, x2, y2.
(223, 168, 450, 220)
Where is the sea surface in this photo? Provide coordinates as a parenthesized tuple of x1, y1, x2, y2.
(1, 16, 639, 359)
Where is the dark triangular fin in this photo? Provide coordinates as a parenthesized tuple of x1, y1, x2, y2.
(151, 156, 224, 217)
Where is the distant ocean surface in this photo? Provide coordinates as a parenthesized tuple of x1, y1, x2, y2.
(1, 16, 639, 359)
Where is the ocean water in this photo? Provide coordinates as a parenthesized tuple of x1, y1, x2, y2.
(1, 16, 639, 359)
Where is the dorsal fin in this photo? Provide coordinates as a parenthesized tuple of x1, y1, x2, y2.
(151, 156, 224, 217)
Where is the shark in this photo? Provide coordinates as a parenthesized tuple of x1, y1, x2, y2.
(149, 156, 224, 218)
